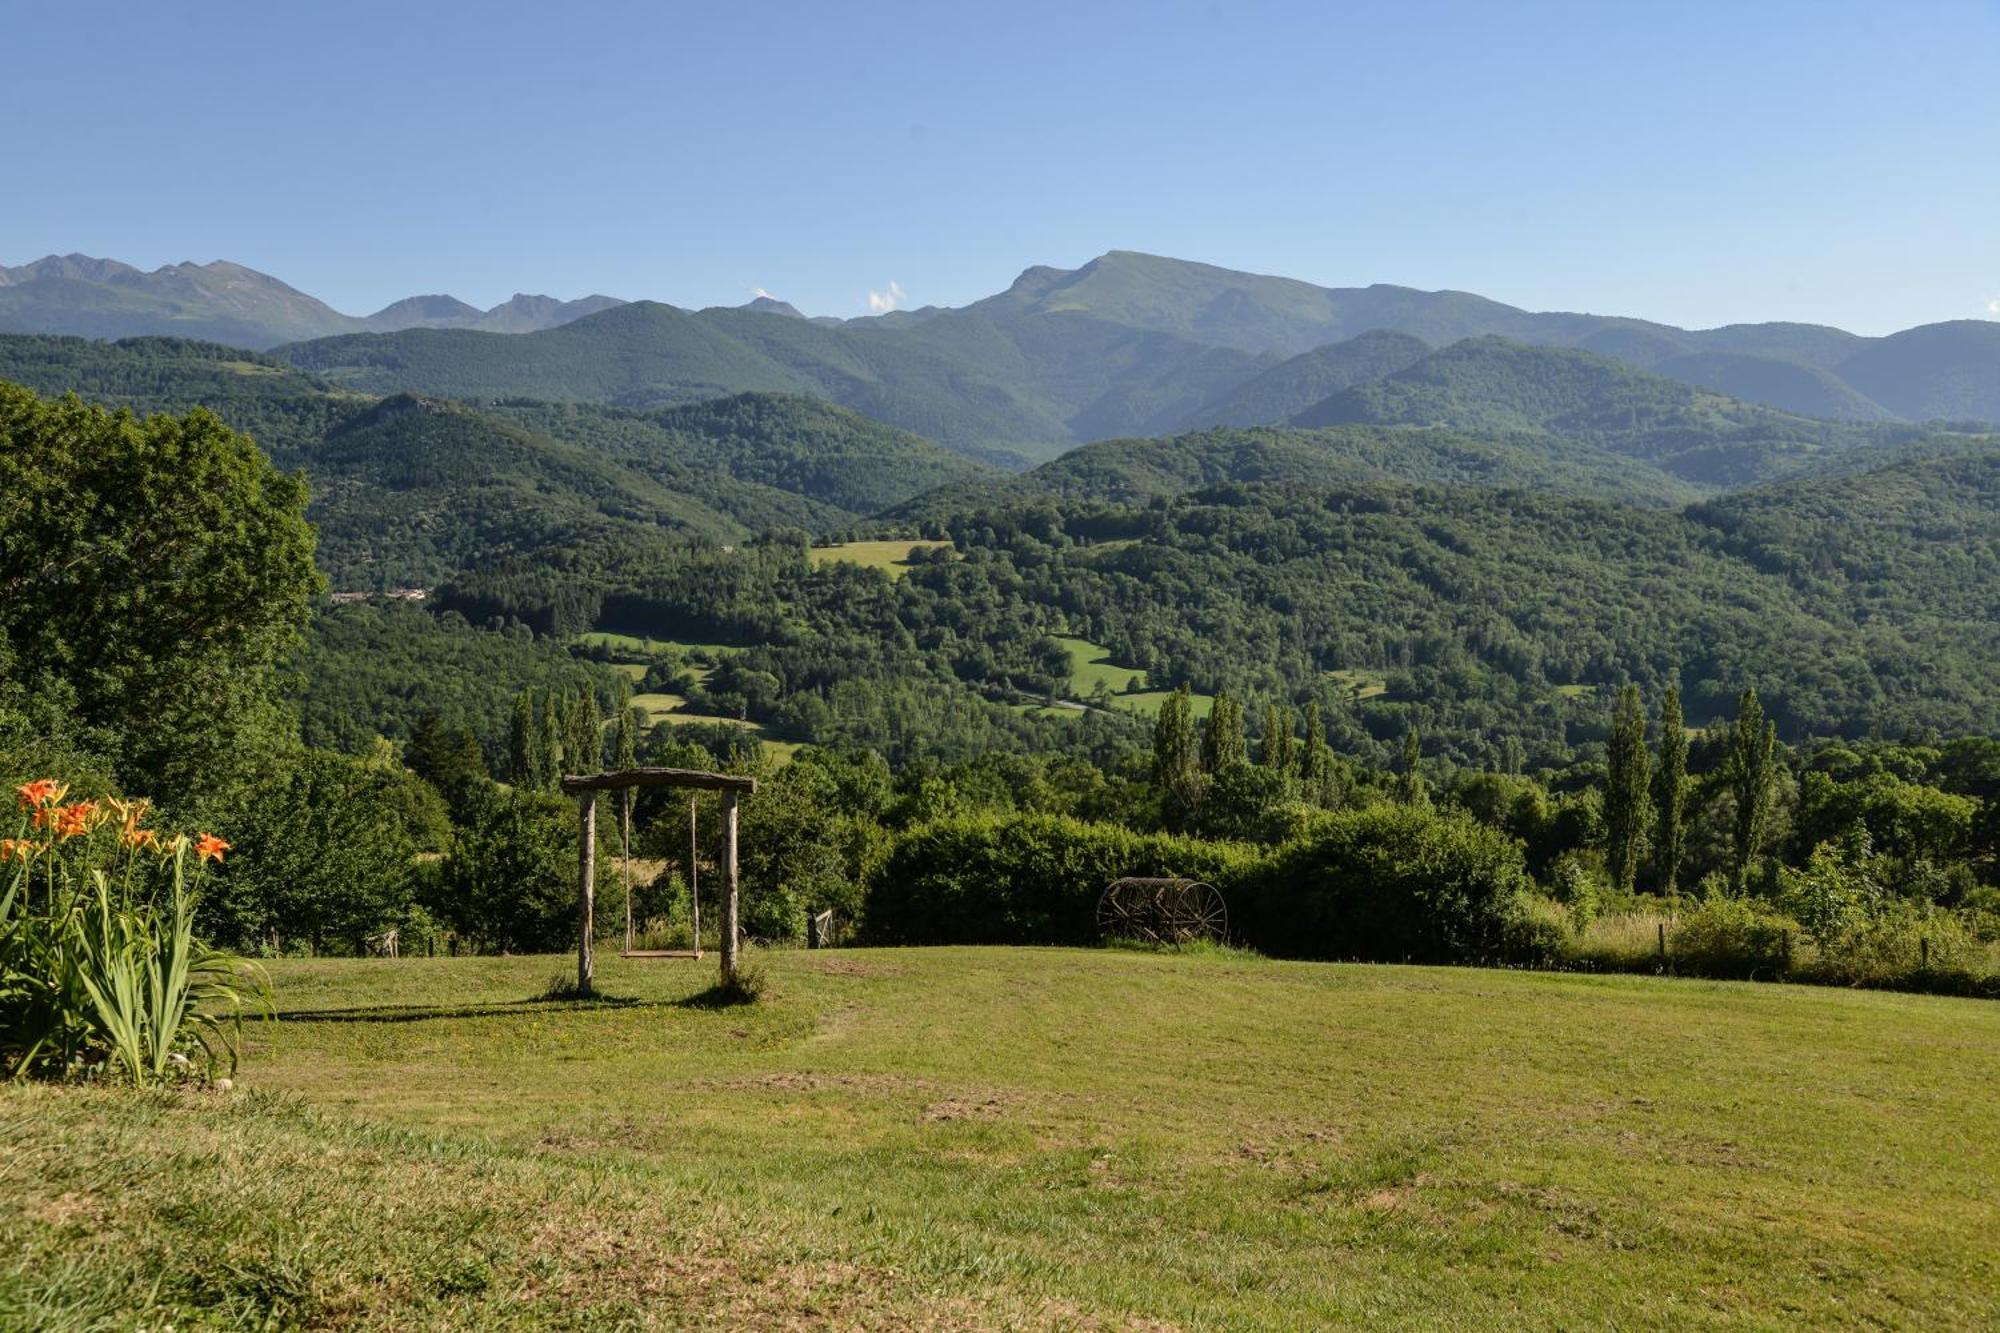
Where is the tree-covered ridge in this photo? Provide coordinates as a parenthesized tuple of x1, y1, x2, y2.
(478, 393, 1001, 515)
(426, 441, 2000, 768)
(886, 420, 1705, 519)
(1291, 337, 1927, 486)
(0, 338, 1009, 591)
(1174, 330, 1432, 430)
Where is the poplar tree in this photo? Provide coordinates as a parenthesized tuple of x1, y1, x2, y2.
(571, 682, 600, 774)
(1262, 704, 1295, 778)
(1726, 687, 1778, 890)
(1201, 691, 1248, 772)
(1653, 684, 1689, 895)
(1153, 684, 1202, 826)
(1397, 726, 1428, 806)
(508, 690, 537, 787)
(1603, 684, 1652, 894)
(1299, 701, 1330, 803)
(540, 688, 564, 788)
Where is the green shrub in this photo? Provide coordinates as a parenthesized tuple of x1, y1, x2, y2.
(1667, 896, 1795, 980)
(1242, 804, 1535, 964)
(863, 814, 1255, 946)
(437, 786, 578, 953)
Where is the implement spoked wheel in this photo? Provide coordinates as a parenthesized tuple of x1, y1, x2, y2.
(1097, 877, 1228, 947)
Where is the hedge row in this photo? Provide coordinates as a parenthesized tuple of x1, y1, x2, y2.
(862, 805, 1540, 964)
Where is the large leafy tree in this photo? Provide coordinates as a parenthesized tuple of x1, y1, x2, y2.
(0, 385, 319, 803)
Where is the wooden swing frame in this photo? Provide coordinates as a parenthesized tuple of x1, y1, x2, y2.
(561, 766, 758, 995)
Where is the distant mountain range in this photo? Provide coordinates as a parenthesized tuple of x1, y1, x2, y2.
(7, 250, 1999, 458)
(0, 254, 626, 347)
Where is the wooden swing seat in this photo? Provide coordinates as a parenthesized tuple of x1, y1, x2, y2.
(619, 949, 704, 960)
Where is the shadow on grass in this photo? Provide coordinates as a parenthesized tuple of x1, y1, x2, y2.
(273, 993, 653, 1024)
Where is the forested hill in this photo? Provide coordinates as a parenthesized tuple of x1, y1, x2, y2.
(0, 337, 991, 588)
(886, 420, 1705, 520)
(1289, 337, 1927, 487)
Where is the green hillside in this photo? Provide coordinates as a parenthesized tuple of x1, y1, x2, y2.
(478, 393, 999, 514)
(1292, 337, 1920, 485)
(1174, 329, 1432, 428)
(890, 420, 1702, 519)
(1837, 319, 2000, 422)
(1653, 350, 1897, 421)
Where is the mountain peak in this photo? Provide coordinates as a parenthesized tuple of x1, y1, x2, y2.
(741, 295, 807, 319)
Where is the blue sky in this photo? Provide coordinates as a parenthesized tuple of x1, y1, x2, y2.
(5, 0, 1995, 333)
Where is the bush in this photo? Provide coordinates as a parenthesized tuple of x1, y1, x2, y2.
(864, 814, 1256, 946)
(206, 749, 432, 954)
(437, 787, 578, 953)
(1667, 896, 1795, 980)
(1242, 804, 1535, 964)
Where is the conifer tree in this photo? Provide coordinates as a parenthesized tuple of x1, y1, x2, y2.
(1201, 692, 1248, 772)
(1604, 684, 1652, 894)
(1726, 687, 1778, 890)
(1653, 684, 1689, 895)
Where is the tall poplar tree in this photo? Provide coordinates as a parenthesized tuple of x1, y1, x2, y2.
(1153, 684, 1202, 826)
(1603, 684, 1652, 894)
(1299, 701, 1330, 803)
(1201, 692, 1248, 772)
(1726, 687, 1778, 890)
(1262, 704, 1296, 778)
(540, 688, 564, 789)
(1397, 726, 1428, 807)
(1653, 684, 1689, 895)
(508, 690, 538, 788)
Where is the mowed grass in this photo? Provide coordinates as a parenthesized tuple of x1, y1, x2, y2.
(6, 950, 1998, 1328)
(807, 540, 952, 579)
(1056, 636, 1147, 694)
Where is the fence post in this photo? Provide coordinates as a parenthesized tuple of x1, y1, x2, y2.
(1921, 935, 1929, 970)
(1657, 920, 1666, 961)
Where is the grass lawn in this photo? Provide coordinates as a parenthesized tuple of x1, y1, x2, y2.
(1056, 636, 1146, 694)
(5, 949, 1997, 1328)
(1324, 668, 1390, 700)
(807, 540, 952, 579)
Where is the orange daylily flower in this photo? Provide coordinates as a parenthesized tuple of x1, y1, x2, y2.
(0, 837, 39, 861)
(122, 827, 160, 851)
(193, 833, 230, 863)
(16, 779, 66, 810)
(52, 801, 99, 840)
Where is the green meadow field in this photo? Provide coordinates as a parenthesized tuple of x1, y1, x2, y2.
(5, 948, 1996, 1328)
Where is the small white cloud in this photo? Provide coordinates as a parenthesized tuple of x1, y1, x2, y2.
(752, 287, 776, 301)
(868, 280, 906, 314)
(1987, 295, 2000, 316)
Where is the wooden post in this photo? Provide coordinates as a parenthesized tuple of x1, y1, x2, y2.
(688, 796, 701, 956)
(577, 791, 597, 995)
(720, 789, 740, 985)
(622, 789, 634, 954)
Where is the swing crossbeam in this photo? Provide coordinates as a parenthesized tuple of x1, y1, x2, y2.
(562, 767, 757, 995)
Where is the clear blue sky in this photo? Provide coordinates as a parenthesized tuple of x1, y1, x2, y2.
(6, 0, 1995, 334)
